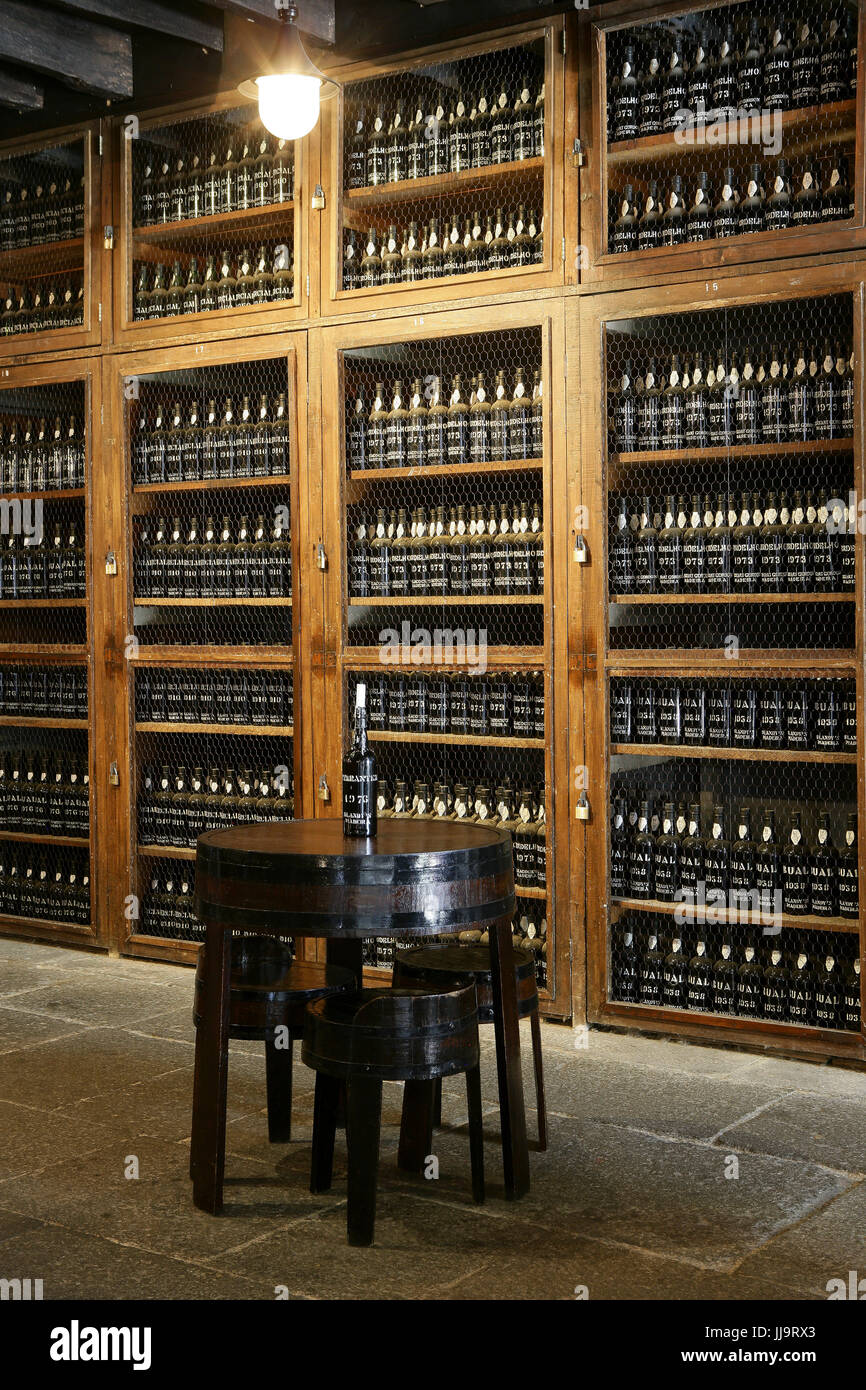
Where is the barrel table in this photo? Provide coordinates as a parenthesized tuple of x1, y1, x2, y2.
(191, 820, 529, 1214)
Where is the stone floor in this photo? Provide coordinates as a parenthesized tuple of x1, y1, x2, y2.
(0, 935, 864, 1301)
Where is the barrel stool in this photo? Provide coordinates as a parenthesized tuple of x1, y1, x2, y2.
(191, 935, 354, 1178)
(302, 983, 484, 1246)
(393, 943, 547, 1152)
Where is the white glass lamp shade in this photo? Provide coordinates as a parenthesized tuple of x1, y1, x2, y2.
(256, 73, 321, 140)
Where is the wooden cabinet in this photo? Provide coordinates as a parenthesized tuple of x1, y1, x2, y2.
(312, 301, 572, 1015)
(577, 0, 866, 288)
(100, 334, 310, 965)
(110, 94, 316, 349)
(0, 122, 105, 359)
(574, 261, 866, 1060)
(318, 18, 567, 317)
(0, 357, 103, 949)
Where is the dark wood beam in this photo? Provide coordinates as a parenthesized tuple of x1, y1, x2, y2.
(49, 0, 224, 53)
(210, 0, 334, 46)
(0, 63, 43, 109)
(0, 0, 133, 98)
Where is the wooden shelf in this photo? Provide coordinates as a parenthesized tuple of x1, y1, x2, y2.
(0, 715, 87, 729)
(0, 597, 86, 608)
(0, 644, 87, 658)
(0, 236, 84, 280)
(611, 742, 858, 764)
(0, 911, 92, 934)
(133, 200, 294, 245)
(612, 896, 859, 934)
(345, 156, 543, 209)
(0, 829, 89, 847)
(606, 650, 857, 672)
(130, 646, 293, 665)
(138, 843, 197, 860)
(134, 596, 292, 607)
(368, 730, 544, 749)
(516, 885, 547, 900)
(611, 438, 854, 465)
(601, 998, 862, 1047)
(348, 458, 542, 484)
(610, 592, 854, 605)
(347, 647, 544, 669)
(607, 100, 857, 167)
(349, 595, 542, 607)
(136, 721, 293, 737)
(0, 488, 84, 502)
(133, 474, 291, 497)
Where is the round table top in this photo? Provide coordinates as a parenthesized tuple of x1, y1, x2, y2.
(194, 819, 516, 938)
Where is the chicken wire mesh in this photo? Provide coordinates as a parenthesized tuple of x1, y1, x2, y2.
(605, 291, 856, 653)
(0, 135, 86, 340)
(609, 911, 860, 1031)
(128, 105, 296, 324)
(605, 0, 858, 259)
(126, 358, 293, 650)
(343, 328, 545, 652)
(339, 38, 546, 293)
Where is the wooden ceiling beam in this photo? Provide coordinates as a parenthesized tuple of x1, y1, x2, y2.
(0, 0, 133, 98)
(49, 0, 224, 53)
(0, 63, 43, 109)
(209, 0, 334, 46)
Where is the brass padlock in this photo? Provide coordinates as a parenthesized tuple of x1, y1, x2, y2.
(312, 183, 326, 210)
(103, 224, 115, 250)
(573, 534, 588, 564)
(318, 774, 331, 803)
(576, 792, 590, 821)
(105, 551, 118, 576)
(109, 761, 120, 787)
(317, 542, 327, 571)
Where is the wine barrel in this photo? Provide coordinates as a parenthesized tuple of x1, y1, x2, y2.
(302, 982, 480, 1082)
(195, 819, 515, 938)
(393, 943, 539, 1022)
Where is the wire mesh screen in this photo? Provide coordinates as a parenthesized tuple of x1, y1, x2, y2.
(343, 328, 544, 652)
(126, 357, 292, 649)
(0, 136, 86, 339)
(605, 291, 856, 653)
(604, 1, 858, 258)
(340, 38, 546, 293)
(128, 105, 296, 323)
(609, 911, 860, 1031)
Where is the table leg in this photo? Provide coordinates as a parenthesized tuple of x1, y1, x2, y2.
(346, 1075, 382, 1247)
(265, 1032, 293, 1143)
(327, 937, 364, 987)
(489, 915, 530, 1199)
(191, 923, 232, 1214)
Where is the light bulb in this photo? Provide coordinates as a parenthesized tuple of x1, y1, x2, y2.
(256, 73, 321, 140)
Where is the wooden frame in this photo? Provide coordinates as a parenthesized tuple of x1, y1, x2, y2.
(312, 298, 571, 1016)
(576, 0, 866, 290)
(101, 331, 310, 966)
(575, 259, 866, 1061)
(109, 91, 319, 351)
(317, 16, 567, 320)
(0, 119, 105, 360)
(0, 355, 103, 951)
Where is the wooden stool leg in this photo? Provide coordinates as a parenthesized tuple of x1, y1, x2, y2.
(265, 1032, 293, 1143)
(310, 1072, 340, 1193)
(489, 917, 530, 1199)
(530, 1010, 548, 1152)
(465, 1065, 485, 1205)
(345, 1075, 382, 1247)
(191, 924, 232, 1214)
(398, 1078, 435, 1173)
(432, 1076, 442, 1128)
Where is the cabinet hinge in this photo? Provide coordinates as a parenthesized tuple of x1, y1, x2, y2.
(98, 132, 103, 156)
(561, 28, 566, 57)
(306, 272, 311, 299)
(98, 301, 102, 323)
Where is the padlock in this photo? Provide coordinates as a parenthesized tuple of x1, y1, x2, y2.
(573, 534, 588, 564)
(576, 792, 590, 821)
(109, 761, 120, 787)
(312, 183, 326, 210)
(105, 551, 118, 576)
(318, 774, 331, 803)
(103, 224, 115, 251)
(317, 542, 327, 571)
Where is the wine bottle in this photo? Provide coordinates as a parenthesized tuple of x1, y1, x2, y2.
(343, 683, 376, 836)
